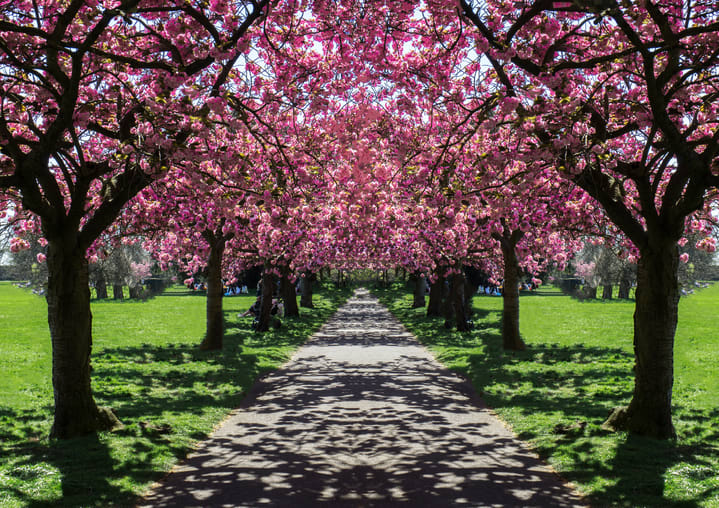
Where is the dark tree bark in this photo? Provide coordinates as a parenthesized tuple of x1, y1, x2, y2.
(300, 272, 315, 308)
(604, 244, 679, 438)
(199, 232, 226, 351)
(256, 269, 276, 332)
(581, 284, 597, 300)
(112, 284, 124, 300)
(494, 226, 526, 351)
(411, 272, 426, 308)
(128, 285, 142, 299)
(618, 278, 632, 299)
(451, 271, 470, 331)
(427, 276, 444, 317)
(94, 272, 108, 299)
(602, 284, 613, 300)
(46, 241, 120, 439)
(463, 272, 478, 318)
(442, 275, 454, 325)
(281, 272, 299, 318)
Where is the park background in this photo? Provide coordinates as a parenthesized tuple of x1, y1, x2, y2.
(1, 1, 719, 506)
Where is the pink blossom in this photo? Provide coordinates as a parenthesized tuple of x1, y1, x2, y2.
(9, 238, 30, 253)
(695, 237, 717, 253)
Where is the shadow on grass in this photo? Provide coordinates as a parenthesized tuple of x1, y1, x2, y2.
(373, 286, 717, 508)
(155, 290, 207, 298)
(90, 287, 210, 302)
(1, 288, 352, 507)
(225, 294, 352, 350)
(0, 406, 53, 443)
(518, 290, 567, 297)
(0, 339, 267, 507)
(0, 406, 145, 508)
(0, 438, 103, 507)
(94, 339, 262, 419)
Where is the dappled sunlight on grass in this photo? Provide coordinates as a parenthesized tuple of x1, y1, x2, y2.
(0, 281, 351, 507)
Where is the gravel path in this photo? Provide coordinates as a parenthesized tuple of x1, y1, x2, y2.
(140, 289, 586, 507)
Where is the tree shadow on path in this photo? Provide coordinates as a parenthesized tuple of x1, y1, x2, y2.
(141, 290, 586, 507)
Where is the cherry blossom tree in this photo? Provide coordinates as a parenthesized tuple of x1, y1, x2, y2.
(6, 0, 713, 446)
(0, 0, 269, 438)
(458, 0, 719, 438)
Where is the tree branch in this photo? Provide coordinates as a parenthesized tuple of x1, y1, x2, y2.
(574, 165, 648, 249)
(79, 166, 153, 248)
(0, 174, 20, 189)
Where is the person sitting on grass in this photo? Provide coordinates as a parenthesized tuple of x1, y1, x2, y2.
(240, 296, 261, 318)
(240, 297, 281, 318)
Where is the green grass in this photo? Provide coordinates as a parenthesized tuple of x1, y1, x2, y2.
(0, 281, 350, 507)
(375, 283, 719, 508)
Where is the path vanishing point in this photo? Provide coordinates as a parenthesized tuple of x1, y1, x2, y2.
(140, 288, 586, 507)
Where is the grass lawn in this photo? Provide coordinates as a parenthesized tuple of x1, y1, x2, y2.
(0, 281, 350, 507)
(375, 283, 719, 508)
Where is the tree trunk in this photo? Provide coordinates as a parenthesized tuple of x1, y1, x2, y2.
(281, 273, 299, 318)
(581, 284, 597, 299)
(442, 275, 454, 326)
(411, 272, 426, 308)
(618, 278, 631, 299)
(603, 243, 678, 439)
(256, 269, 275, 332)
(95, 284, 108, 299)
(199, 238, 225, 350)
(95, 272, 108, 300)
(300, 272, 314, 308)
(46, 241, 120, 439)
(128, 285, 142, 299)
(493, 226, 526, 351)
(602, 284, 613, 300)
(501, 241, 526, 351)
(427, 277, 443, 317)
(464, 275, 476, 318)
(112, 284, 124, 300)
(451, 271, 470, 331)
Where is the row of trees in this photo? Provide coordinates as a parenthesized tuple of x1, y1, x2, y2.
(572, 232, 718, 300)
(3, 233, 153, 298)
(1, 1, 717, 440)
